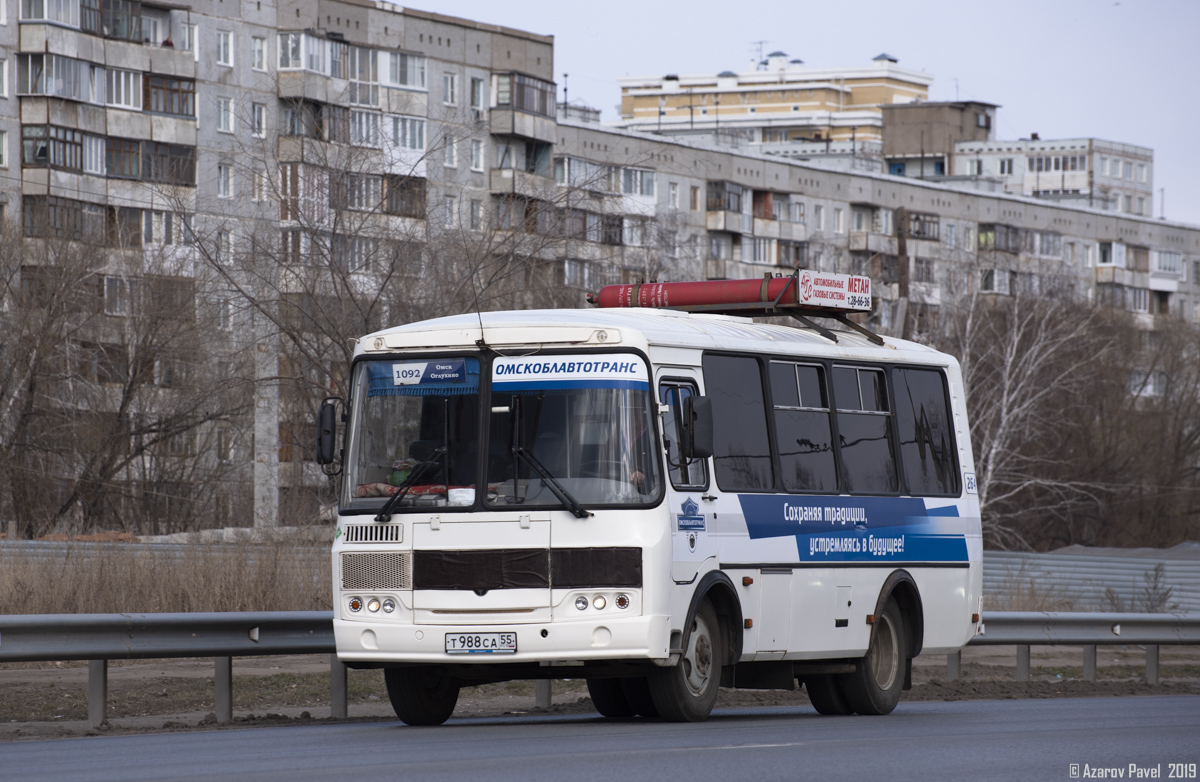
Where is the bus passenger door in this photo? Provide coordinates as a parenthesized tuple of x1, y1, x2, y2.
(658, 372, 717, 583)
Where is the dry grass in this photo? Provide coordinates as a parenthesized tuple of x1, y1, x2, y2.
(986, 562, 1079, 612)
(0, 543, 332, 614)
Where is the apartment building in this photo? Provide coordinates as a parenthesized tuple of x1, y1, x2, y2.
(953, 136, 1154, 215)
(615, 51, 930, 155)
(3, 1, 1198, 533)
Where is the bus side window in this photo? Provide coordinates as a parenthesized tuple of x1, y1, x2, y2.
(702, 354, 774, 492)
(893, 368, 959, 496)
(832, 365, 898, 494)
(660, 382, 708, 490)
(770, 362, 838, 493)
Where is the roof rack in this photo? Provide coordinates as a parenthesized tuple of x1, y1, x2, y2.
(587, 268, 884, 345)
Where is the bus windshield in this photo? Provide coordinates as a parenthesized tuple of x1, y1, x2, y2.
(343, 357, 482, 512)
(342, 353, 662, 512)
(485, 353, 661, 509)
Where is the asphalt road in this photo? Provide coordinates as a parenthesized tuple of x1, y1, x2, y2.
(3, 696, 1197, 782)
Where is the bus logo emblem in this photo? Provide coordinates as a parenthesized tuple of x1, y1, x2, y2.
(678, 498, 706, 532)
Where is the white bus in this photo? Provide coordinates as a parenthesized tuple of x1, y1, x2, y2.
(319, 277, 982, 724)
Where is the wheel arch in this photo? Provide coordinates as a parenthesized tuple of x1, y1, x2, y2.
(874, 569, 924, 659)
(683, 569, 743, 666)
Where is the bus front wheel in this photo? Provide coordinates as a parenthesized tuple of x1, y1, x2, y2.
(586, 678, 635, 718)
(384, 665, 460, 726)
(648, 600, 723, 721)
(838, 597, 907, 715)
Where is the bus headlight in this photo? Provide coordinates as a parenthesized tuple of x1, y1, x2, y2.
(592, 596, 607, 610)
(575, 596, 589, 611)
(382, 598, 396, 613)
(367, 598, 381, 613)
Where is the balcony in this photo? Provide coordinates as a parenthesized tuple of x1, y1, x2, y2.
(490, 108, 556, 144)
(706, 210, 747, 233)
(490, 168, 556, 199)
(849, 232, 897, 255)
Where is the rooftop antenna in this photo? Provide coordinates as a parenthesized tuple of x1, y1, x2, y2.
(751, 40, 769, 68)
(563, 72, 568, 105)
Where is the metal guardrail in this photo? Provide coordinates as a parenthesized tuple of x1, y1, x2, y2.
(2, 611, 1198, 729)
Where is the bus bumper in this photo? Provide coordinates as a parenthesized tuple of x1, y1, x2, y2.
(335, 614, 671, 665)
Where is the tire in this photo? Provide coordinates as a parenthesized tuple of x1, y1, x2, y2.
(648, 600, 723, 722)
(621, 677, 660, 718)
(586, 678, 635, 718)
(838, 597, 907, 715)
(804, 674, 853, 715)
(384, 666, 461, 726)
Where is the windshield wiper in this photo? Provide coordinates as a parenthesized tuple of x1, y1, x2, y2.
(374, 446, 447, 522)
(512, 447, 592, 519)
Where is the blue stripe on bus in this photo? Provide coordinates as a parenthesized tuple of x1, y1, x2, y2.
(736, 494, 968, 563)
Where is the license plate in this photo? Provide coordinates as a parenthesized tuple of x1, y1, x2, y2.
(445, 632, 517, 654)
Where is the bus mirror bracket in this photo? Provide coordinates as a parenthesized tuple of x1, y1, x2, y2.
(682, 396, 713, 460)
(317, 396, 343, 473)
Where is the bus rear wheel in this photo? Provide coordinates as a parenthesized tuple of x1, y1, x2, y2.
(804, 674, 852, 715)
(648, 600, 722, 722)
(838, 597, 907, 715)
(384, 665, 460, 726)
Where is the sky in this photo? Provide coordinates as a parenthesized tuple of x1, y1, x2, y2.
(417, 0, 1200, 225)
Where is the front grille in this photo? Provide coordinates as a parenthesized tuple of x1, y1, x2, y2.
(341, 551, 412, 590)
(343, 524, 402, 543)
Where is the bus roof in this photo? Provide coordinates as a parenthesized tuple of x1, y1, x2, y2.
(357, 309, 952, 366)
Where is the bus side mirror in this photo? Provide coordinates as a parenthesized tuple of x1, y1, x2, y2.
(682, 396, 713, 460)
(316, 397, 341, 465)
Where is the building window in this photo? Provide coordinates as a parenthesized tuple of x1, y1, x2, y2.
(142, 141, 196, 185)
(833, 208, 844, 234)
(251, 102, 266, 138)
(669, 182, 679, 209)
(104, 276, 132, 316)
(1138, 196, 1146, 215)
(1124, 195, 1133, 213)
(390, 115, 425, 150)
(470, 77, 484, 109)
(387, 52, 426, 89)
(1124, 161, 1133, 180)
(106, 137, 139, 178)
(217, 98, 233, 133)
(945, 223, 957, 248)
(494, 72, 555, 117)
(216, 230, 232, 263)
(348, 46, 378, 106)
(384, 175, 425, 218)
(443, 195, 457, 227)
(252, 169, 267, 202)
(145, 75, 196, 117)
(690, 185, 700, 211)
(814, 204, 824, 230)
(251, 36, 266, 71)
(217, 164, 232, 198)
(350, 109, 380, 146)
(278, 32, 301, 69)
(999, 158, 1014, 175)
(0, 59, 8, 98)
(443, 72, 457, 105)
(217, 31, 233, 67)
(1138, 164, 1147, 182)
(622, 168, 655, 196)
(469, 199, 482, 230)
(914, 257, 936, 284)
(443, 136, 457, 168)
(470, 139, 483, 171)
(102, 0, 140, 42)
(105, 68, 142, 110)
(0, 130, 7, 168)
(968, 159, 983, 176)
